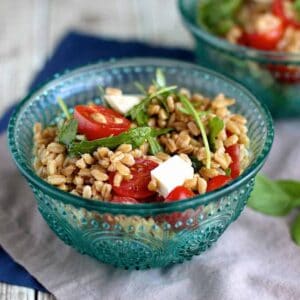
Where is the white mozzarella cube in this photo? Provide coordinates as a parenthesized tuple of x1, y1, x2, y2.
(104, 94, 142, 115)
(151, 155, 194, 197)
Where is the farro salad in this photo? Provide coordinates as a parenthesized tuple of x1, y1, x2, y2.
(199, 0, 300, 52)
(33, 70, 250, 205)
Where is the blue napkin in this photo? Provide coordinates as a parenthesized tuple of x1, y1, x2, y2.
(0, 31, 194, 291)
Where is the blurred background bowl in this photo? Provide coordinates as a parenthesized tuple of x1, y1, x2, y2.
(178, 0, 300, 118)
(8, 58, 273, 269)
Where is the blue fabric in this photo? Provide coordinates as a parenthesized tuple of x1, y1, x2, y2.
(0, 31, 194, 290)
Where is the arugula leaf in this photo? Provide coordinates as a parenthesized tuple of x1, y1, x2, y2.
(134, 82, 147, 95)
(126, 85, 177, 126)
(248, 175, 293, 216)
(179, 95, 211, 169)
(155, 68, 166, 88)
(57, 97, 71, 120)
(58, 119, 78, 146)
(225, 168, 232, 176)
(294, 0, 300, 19)
(190, 156, 203, 172)
(198, 0, 243, 35)
(69, 127, 171, 156)
(291, 213, 300, 246)
(148, 136, 163, 155)
(208, 116, 224, 152)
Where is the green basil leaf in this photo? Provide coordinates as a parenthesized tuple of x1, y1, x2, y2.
(276, 180, 300, 208)
(208, 116, 224, 152)
(248, 175, 293, 216)
(69, 127, 170, 156)
(291, 213, 300, 246)
(58, 119, 78, 146)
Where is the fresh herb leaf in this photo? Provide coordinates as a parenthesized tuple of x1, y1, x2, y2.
(178, 106, 208, 118)
(155, 68, 166, 88)
(148, 136, 163, 155)
(248, 175, 293, 216)
(225, 168, 232, 176)
(58, 119, 78, 146)
(126, 85, 177, 126)
(98, 85, 105, 98)
(291, 213, 300, 246)
(190, 156, 203, 172)
(294, 0, 300, 19)
(69, 127, 171, 155)
(197, 0, 243, 35)
(179, 95, 211, 169)
(276, 180, 300, 208)
(57, 97, 71, 120)
(208, 116, 224, 152)
(134, 82, 147, 95)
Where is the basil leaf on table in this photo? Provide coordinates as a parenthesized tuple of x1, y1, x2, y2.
(208, 116, 224, 152)
(276, 180, 300, 208)
(291, 214, 300, 246)
(69, 127, 171, 156)
(248, 175, 293, 216)
(58, 119, 78, 146)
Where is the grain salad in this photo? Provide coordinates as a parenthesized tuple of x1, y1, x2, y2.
(33, 70, 250, 204)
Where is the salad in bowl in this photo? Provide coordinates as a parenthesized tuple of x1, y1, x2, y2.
(8, 59, 273, 269)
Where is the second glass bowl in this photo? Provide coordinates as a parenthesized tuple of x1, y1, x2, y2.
(179, 0, 300, 118)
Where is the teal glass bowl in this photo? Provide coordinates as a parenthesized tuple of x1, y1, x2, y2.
(179, 0, 300, 118)
(8, 58, 273, 269)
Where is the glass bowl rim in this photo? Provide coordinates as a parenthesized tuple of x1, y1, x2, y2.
(178, 0, 300, 64)
(8, 58, 274, 215)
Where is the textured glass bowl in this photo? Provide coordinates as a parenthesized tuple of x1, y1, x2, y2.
(8, 58, 273, 269)
(179, 0, 300, 118)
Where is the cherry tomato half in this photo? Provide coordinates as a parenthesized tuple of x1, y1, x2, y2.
(165, 186, 194, 202)
(109, 158, 158, 200)
(111, 195, 138, 204)
(226, 144, 241, 179)
(267, 64, 300, 83)
(241, 20, 284, 50)
(272, 0, 300, 29)
(74, 105, 131, 140)
(207, 175, 231, 192)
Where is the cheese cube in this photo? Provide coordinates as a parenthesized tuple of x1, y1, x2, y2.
(151, 155, 194, 197)
(104, 94, 142, 115)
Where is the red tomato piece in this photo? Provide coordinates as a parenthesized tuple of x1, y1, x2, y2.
(226, 144, 241, 179)
(207, 175, 231, 192)
(74, 105, 131, 140)
(267, 64, 300, 83)
(109, 158, 158, 199)
(111, 195, 138, 204)
(272, 0, 300, 29)
(165, 186, 194, 202)
(242, 20, 284, 50)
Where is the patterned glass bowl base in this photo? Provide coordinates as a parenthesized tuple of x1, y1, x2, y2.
(8, 58, 274, 269)
(179, 0, 300, 118)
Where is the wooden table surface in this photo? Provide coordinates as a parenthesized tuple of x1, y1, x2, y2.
(0, 0, 192, 299)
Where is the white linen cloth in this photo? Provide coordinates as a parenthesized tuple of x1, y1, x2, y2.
(1, 121, 300, 300)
